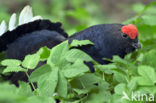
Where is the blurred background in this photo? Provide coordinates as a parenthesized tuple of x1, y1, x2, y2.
(0, 0, 155, 35)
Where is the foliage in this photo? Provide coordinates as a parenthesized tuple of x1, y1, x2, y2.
(0, 1, 156, 103)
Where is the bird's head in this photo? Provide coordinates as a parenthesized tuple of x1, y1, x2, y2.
(122, 24, 141, 52)
(104, 24, 141, 58)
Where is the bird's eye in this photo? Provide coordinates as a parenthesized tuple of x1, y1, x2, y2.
(121, 33, 128, 38)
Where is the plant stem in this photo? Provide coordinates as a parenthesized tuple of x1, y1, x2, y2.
(25, 71, 36, 91)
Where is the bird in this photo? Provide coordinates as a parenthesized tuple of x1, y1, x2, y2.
(0, 6, 141, 86)
(68, 23, 141, 65)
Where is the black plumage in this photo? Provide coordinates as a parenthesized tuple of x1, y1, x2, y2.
(6, 30, 65, 60)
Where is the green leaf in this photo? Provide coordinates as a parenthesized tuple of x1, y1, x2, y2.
(138, 66, 156, 82)
(114, 72, 127, 83)
(37, 46, 50, 60)
(142, 49, 156, 68)
(138, 86, 156, 94)
(136, 53, 144, 62)
(17, 82, 33, 96)
(65, 49, 93, 62)
(63, 59, 89, 78)
(38, 67, 59, 96)
(22, 54, 40, 69)
(110, 94, 127, 103)
(137, 24, 156, 38)
(86, 90, 111, 103)
(47, 41, 69, 68)
(70, 40, 94, 47)
(0, 83, 22, 102)
(29, 64, 52, 82)
(135, 66, 156, 86)
(127, 79, 137, 92)
(3, 66, 26, 73)
(24, 96, 56, 103)
(57, 72, 67, 98)
(76, 73, 103, 88)
(1, 59, 21, 66)
(95, 64, 116, 74)
(114, 83, 126, 95)
(112, 56, 128, 66)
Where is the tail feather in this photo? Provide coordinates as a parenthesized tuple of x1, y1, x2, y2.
(0, 19, 68, 52)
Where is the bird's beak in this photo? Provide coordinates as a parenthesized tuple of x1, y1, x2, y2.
(132, 42, 141, 49)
